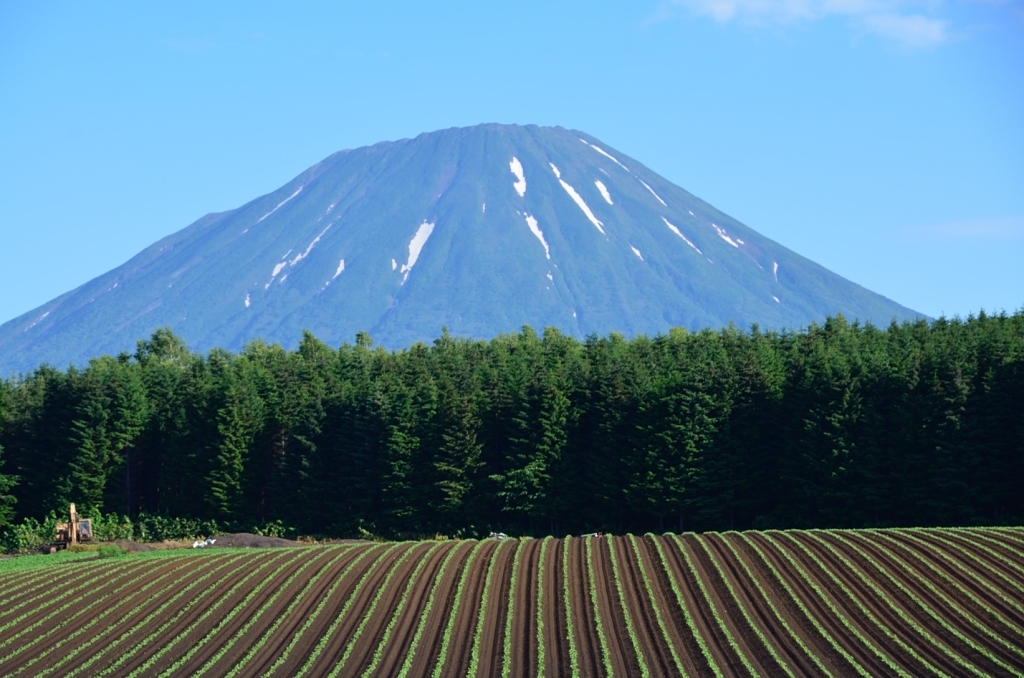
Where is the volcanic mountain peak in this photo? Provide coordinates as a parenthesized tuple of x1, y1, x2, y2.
(0, 123, 921, 373)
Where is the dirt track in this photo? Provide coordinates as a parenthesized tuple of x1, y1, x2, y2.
(0, 527, 1021, 676)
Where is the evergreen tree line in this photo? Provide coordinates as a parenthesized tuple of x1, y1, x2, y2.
(0, 311, 1021, 538)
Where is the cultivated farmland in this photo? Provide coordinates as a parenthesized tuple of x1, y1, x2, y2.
(0, 528, 1022, 677)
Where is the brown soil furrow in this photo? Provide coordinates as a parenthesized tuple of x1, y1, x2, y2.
(473, 538, 519, 678)
(539, 537, 569, 678)
(173, 548, 342, 675)
(404, 539, 485, 678)
(777, 531, 977, 677)
(372, 541, 472, 678)
(17, 552, 247, 675)
(969, 530, 1024, 553)
(0, 560, 113, 612)
(633, 536, 708, 677)
(658, 534, 753, 676)
(880, 531, 1024, 619)
(826, 531, 1024, 675)
(589, 537, 640, 677)
(725, 534, 855, 676)
(509, 538, 542, 678)
(330, 542, 442, 677)
(704, 533, 824, 676)
(565, 535, 603, 677)
(207, 546, 369, 676)
(610, 536, 681, 677)
(299, 543, 418, 676)
(746, 532, 915, 676)
(905, 531, 1024, 596)
(112, 549, 299, 676)
(951, 532, 1024, 575)
(681, 533, 785, 677)
(871, 531, 1024, 638)
(432, 539, 503, 678)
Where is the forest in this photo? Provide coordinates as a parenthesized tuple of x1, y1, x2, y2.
(0, 311, 1021, 538)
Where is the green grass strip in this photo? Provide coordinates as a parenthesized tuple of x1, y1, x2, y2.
(395, 541, 472, 678)
(648, 534, 722, 678)
(59, 552, 252, 677)
(293, 542, 404, 677)
(826, 531, 1024, 677)
(716, 534, 833, 678)
(693, 535, 795, 678)
(158, 548, 323, 678)
(429, 540, 489, 678)
(219, 546, 358, 677)
(738, 533, 877, 678)
(126, 548, 304, 677)
(585, 536, 615, 678)
(5, 553, 231, 675)
(872, 531, 1024, 640)
(667, 534, 758, 678)
(562, 536, 581, 678)
(323, 542, 429, 677)
(535, 537, 552, 678)
(626, 535, 689, 678)
(261, 544, 382, 676)
(501, 539, 526, 678)
(466, 539, 509, 678)
(606, 535, 651, 678)
(354, 541, 447, 678)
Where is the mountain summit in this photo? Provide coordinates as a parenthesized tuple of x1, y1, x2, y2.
(1, 124, 920, 372)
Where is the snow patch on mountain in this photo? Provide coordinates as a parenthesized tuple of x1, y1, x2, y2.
(639, 180, 667, 206)
(580, 139, 629, 171)
(333, 259, 345, 278)
(26, 311, 50, 331)
(400, 221, 435, 284)
(510, 157, 527, 197)
(630, 245, 644, 261)
(773, 261, 779, 281)
(257, 186, 303, 223)
(525, 214, 551, 259)
(711, 223, 739, 248)
(662, 217, 702, 254)
(290, 225, 332, 266)
(271, 262, 287, 277)
(773, 295, 780, 303)
(245, 294, 250, 308)
(550, 164, 605, 235)
(595, 180, 613, 205)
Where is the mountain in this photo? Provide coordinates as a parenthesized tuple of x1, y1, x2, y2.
(0, 124, 922, 373)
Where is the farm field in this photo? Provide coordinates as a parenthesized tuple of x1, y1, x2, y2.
(0, 528, 1022, 677)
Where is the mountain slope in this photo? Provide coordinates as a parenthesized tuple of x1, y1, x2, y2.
(0, 124, 921, 373)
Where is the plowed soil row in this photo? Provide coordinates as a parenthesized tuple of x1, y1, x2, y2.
(1, 528, 1022, 677)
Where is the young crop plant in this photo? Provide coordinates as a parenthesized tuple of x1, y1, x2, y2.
(125, 549, 307, 677)
(870, 531, 1024, 647)
(0, 558, 111, 609)
(667, 533, 758, 678)
(716, 534, 834, 678)
(219, 546, 359, 677)
(394, 541, 471, 678)
(161, 549, 332, 678)
(605, 536, 651, 678)
(887, 530, 1024, 615)
(758, 531, 939, 678)
(930, 530, 1024, 588)
(56, 552, 253, 678)
(561, 536, 581, 678)
(326, 542, 437, 678)
(9, 552, 247, 677)
(954, 530, 1024, 566)
(466, 538, 511, 678)
(692, 535, 795, 678)
(585, 535, 615, 678)
(294, 542, 405, 677)
(648, 534, 722, 678)
(429, 539, 489, 678)
(821, 531, 1021, 677)
(535, 537, 552, 678)
(262, 544, 383, 676)
(625, 535, 688, 678)
(501, 538, 527, 678)
(737, 533, 876, 678)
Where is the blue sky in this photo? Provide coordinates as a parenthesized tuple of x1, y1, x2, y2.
(1, 1, 1021, 326)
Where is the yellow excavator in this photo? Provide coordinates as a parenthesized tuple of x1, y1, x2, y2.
(54, 503, 93, 549)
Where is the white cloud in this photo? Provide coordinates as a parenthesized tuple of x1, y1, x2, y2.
(668, 0, 953, 46)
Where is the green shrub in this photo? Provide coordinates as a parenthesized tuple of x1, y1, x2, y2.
(98, 545, 126, 558)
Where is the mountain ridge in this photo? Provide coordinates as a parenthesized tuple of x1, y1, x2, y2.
(0, 123, 923, 374)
